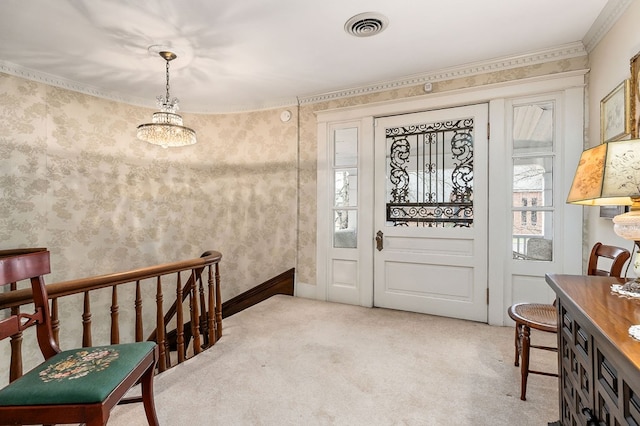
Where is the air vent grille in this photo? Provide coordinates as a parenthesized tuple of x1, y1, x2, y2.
(345, 12, 389, 37)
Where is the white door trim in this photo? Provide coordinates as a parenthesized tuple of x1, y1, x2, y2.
(316, 70, 586, 325)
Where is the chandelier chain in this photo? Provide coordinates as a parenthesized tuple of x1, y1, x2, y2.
(136, 50, 197, 148)
(165, 59, 171, 103)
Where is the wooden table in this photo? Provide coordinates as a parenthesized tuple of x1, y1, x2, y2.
(546, 273, 640, 425)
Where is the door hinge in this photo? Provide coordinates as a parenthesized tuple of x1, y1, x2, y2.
(486, 288, 490, 305)
(487, 123, 490, 140)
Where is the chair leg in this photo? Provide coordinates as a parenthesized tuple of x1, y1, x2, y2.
(141, 365, 160, 426)
(514, 323, 521, 367)
(520, 325, 531, 401)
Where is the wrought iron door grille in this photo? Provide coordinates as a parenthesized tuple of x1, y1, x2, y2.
(385, 118, 474, 227)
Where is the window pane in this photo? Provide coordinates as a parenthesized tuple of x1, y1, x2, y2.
(384, 118, 475, 228)
(334, 169, 357, 207)
(334, 210, 357, 248)
(334, 128, 358, 167)
(513, 102, 553, 155)
(513, 212, 553, 261)
(513, 156, 553, 207)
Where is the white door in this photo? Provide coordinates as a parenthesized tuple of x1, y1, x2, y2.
(373, 104, 489, 322)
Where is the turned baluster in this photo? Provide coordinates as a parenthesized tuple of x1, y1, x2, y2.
(82, 291, 92, 347)
(156, 276, 167, 372)
(110, 285, 119, 344)
(206, 265, 215, 345)
(9, 332, 22, 383)
(214, 262, 222, 340)
(190, 273, 202, 355)
(9, 282, 22, 382)
(197, 272, 208, 347)
(135, 280, 143, 342)
(176, 272, 185, 363)
(51, 298, 60, 346)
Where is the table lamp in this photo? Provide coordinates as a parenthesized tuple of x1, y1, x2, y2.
(566, 139, 640, 293)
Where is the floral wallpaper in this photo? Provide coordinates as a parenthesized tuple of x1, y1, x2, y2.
(0, 73, 298, 377)
(1, 73, 298, 292)
(0, 54, 586, 381)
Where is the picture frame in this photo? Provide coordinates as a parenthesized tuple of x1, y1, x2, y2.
(599, 205, 627, 219)
(630, 52, 640, 138)
(600, 79, 631, 143)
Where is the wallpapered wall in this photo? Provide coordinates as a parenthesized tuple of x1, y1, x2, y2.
(0, 73, 299, 375)
(0, 54, 586, 379)
(1, 74, 298, 293)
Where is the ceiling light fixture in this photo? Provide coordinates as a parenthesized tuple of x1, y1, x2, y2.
(137, 51, 196, 148)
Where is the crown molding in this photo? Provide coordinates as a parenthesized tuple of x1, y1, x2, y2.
(1, 42, 588, 112)
(0, 60, 301, 114)
(583, 0, 633, 53)
(299, 42, 587, 105)
(0, 61, 139, 106)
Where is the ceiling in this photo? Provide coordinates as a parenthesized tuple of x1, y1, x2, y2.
(0, 0, 617, 113)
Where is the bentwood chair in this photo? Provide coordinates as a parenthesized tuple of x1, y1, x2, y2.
(0, 249, 160, 425)
(507, 242, 630, 401)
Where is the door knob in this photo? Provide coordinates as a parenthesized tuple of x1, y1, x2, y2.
(376, 230, 384, 251)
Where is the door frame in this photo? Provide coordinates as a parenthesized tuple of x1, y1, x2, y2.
(316, 70, 586, 325)
(372, 104, 489, 322)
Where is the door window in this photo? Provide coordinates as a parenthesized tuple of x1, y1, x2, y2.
(385, 118, 475, 228)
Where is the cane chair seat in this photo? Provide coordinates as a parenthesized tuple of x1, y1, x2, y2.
(508, 303, 556, 331)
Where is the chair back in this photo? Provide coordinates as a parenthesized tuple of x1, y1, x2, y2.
(587, 242, 631, 278)
(0, 249, 60, 360)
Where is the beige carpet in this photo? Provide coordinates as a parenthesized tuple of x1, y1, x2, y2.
(109, 295, 559, 425)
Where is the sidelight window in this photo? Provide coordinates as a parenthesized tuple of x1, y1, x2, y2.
(511, 102, 555, 261)
(333, 127, 358, 248)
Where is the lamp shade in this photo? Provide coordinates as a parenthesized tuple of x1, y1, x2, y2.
(566, 139, 640, 207)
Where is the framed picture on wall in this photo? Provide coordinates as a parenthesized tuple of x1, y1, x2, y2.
(601, 79, 631, 143)
(599, 205, 627, 219)
(630, 52, 640, 138)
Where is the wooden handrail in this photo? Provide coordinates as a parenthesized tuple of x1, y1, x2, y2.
(0, 251, 222, 309)
(1, 250, 223, 378)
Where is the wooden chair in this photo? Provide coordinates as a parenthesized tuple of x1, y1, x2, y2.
(0, 249, 160, 425)
(507, 242, 630, 401)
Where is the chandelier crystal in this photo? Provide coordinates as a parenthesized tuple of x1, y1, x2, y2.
(137, 51, 197, 148)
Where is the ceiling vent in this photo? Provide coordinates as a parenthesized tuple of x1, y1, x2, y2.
(344, 12, 389, 37)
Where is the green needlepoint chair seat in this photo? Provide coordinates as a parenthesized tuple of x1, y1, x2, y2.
(0, 342, 156, 406)
(0, 249, 159, 425)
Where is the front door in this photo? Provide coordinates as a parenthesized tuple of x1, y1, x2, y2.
(373, 104, 489, 322)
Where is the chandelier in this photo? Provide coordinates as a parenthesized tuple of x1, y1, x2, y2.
(137, 51, 197, 148)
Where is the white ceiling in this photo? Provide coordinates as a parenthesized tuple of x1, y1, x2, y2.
(0, 0, 618, 113)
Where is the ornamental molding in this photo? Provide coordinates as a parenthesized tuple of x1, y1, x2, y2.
(583, 0, 633, 53)
(298, 42, 587, 105)
(0, 60, 300, 114)
(0, 37, 606, 112)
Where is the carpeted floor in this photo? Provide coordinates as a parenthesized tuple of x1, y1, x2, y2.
(109, 295, 559, 425)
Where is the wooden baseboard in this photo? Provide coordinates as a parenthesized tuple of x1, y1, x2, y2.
(222, 268, 295, 318)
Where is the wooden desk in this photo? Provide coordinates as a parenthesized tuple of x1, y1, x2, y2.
(546, 274, 640, 425)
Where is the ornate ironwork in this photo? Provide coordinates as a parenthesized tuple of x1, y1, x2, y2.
(388, 137, 410, 204)
(387, 203, 473, 226)
(385, 118, 474, 227)
(450, 130, 473, 203)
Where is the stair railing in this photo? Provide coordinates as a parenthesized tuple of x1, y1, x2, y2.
(0, 249, 222, 381)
